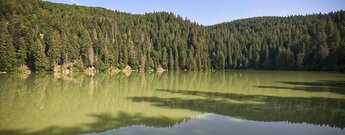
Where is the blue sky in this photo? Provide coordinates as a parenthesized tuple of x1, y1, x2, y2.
(48, 0, 345, 25)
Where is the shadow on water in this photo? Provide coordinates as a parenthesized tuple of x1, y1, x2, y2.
(255, 80, 345, 95)
(0, 112, 184, 135)
(128, 89, 345, 129)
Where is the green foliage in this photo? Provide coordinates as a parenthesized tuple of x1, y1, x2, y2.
(96, 61, 106, 72)
(1, 0, 345, 72)
(0, 21, 17, 72)
(29, 38, 49, 71)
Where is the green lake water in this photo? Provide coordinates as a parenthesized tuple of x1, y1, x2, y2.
(0, 71, 344, 135)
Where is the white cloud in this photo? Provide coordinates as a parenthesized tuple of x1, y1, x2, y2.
(69, 0, 79, 5)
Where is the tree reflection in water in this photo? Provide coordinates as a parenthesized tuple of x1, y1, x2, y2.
(129, 89, 345, 129)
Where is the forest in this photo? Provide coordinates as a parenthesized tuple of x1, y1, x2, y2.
(1, 0, 345, 72)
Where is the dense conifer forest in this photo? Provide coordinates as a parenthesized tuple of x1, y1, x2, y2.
(1, 0, 345, 72)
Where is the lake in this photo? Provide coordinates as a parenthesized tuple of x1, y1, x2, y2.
(0, 71, 344, 135)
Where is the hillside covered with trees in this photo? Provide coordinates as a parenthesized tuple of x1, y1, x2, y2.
(1, 0, 345, 72)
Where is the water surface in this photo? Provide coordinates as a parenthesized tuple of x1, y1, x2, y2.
(0, 71, 344, 135)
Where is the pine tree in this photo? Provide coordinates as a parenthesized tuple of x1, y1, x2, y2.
(30, 38, 48, 71)
(0, 21, 17, 72)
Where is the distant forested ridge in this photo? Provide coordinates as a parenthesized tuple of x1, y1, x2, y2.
(1, 0, 345, 72)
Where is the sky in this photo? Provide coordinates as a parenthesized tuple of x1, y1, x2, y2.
(47, 0, 345, 25)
